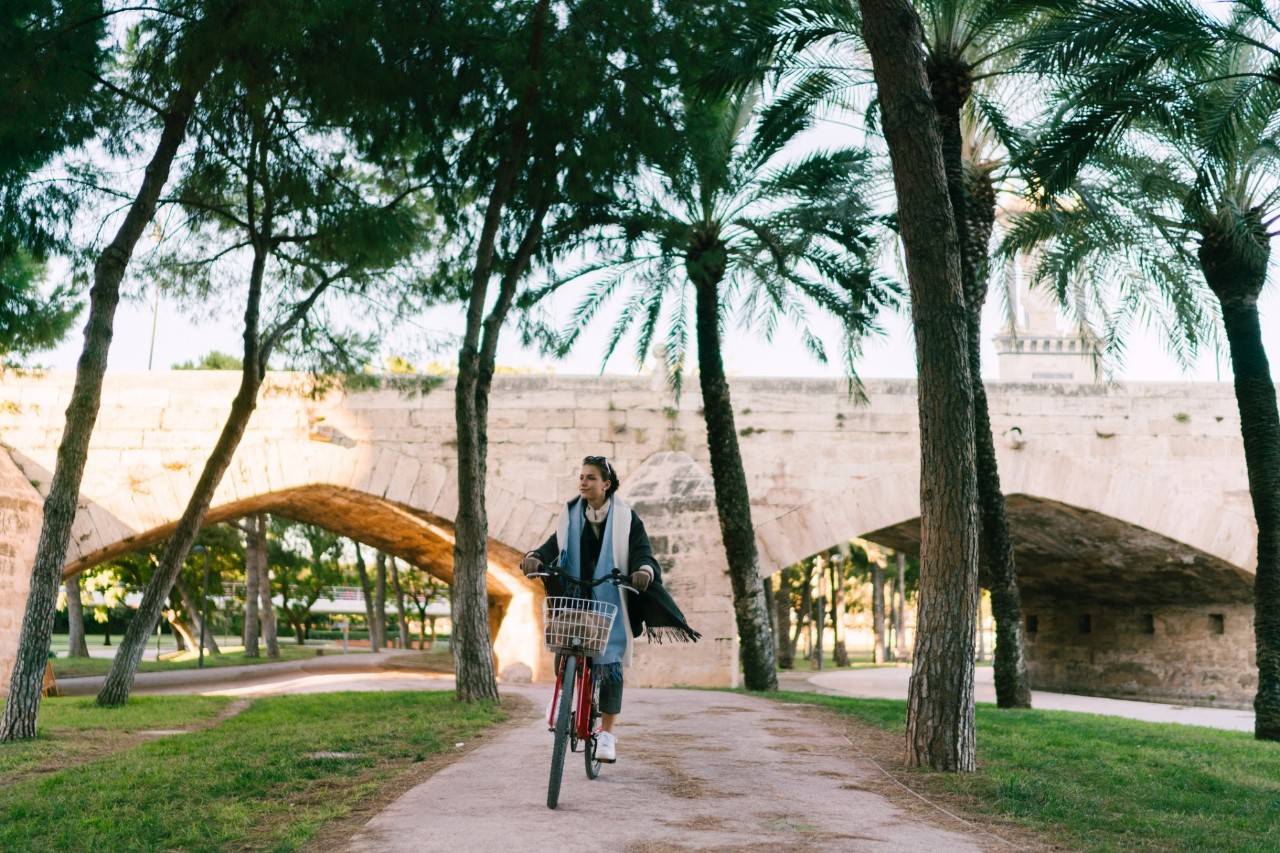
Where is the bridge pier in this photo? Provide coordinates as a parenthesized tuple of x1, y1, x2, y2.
(0, 452, 43, 696)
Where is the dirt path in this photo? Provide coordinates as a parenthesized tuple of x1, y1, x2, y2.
(346, 686, 993, 853)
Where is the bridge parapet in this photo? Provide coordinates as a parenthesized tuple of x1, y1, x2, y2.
(0, 371, 1261, 699)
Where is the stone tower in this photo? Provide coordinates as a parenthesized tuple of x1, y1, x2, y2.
(992, 255, 1100, 382)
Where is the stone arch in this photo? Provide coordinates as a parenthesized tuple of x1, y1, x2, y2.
(754, 454, 1256, 592)
(751, 455, 1257, 705)
(60, 482, 550, 682)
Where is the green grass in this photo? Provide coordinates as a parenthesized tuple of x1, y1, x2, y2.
(50, 643, 320, 679)
(781, 656, 895, 673)
(0, 692, 503, 852)
(774, 692, 1280, 853)
(0, 695, 233, 782)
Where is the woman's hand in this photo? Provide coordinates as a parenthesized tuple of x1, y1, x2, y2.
(629, 567, 653, 592)
(520, 555, 543, 576)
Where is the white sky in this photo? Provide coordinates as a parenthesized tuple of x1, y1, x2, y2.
(42, 269, 1277, 382)
(38, 4, 1280, 383)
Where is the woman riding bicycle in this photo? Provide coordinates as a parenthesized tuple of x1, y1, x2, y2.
(520, 455, 699, 764)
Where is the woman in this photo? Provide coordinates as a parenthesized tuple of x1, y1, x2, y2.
(520, 455, 699, 763)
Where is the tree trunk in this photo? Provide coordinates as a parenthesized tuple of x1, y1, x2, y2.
(895, 552, 909, 660)
(886, 576, 897, 659)
(449, 0, 550, 705)
(859, 0, 980, 771)
(830, 560, 849, 667)
(0, 43, 221, 740)
(173, 576, 221, 655)
(813, 572, 825, 671)
(961, 164, 1031, 707)
(452, 354, 500, 700)
(353, 542, 379, 653)
(791, 564, 812, 665)
(242, 514, 263, 658)
(774, 574, 793, 669)
(977, 597, 986, 662)
(167, 616, 196, 651)
(762, 574, 776, 637)
(259, 542, 280, 658)
(374, 551, 388, 651)
(872, 559, 886, 665)
(1200, 225, 1280, 740)
(391, 557, 409, 650)
(96, 237, 271, 707)
(691, 263, 777, 690)
(64, 576, 89, 658)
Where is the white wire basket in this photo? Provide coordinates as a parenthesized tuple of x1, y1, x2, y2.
(542, 597, 618, 655)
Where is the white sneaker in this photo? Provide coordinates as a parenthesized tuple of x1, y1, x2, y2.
(596, 731, 616, 763)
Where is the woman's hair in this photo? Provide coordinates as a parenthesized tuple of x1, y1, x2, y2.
(583, 455, 620, 496)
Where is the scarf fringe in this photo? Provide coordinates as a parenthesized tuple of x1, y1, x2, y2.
(592, 661, 624, 684)
(645, 625, 701, 644)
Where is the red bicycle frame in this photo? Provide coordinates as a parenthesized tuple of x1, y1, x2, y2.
(547, 654, 596, 740)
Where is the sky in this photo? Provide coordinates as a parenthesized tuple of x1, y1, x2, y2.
(43, 271, 1277, 383)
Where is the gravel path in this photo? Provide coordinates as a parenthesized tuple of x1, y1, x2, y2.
(346, 685, 989, 853)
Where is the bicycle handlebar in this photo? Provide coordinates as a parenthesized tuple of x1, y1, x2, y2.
(527, 565, 638, 594)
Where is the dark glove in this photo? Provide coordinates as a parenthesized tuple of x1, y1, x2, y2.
(629, 567, 653, 592)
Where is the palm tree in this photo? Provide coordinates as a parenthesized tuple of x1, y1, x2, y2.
(732, 0, 1040, 707)
(532, 86, 896, 691)
(1010, 27, 1280, 738)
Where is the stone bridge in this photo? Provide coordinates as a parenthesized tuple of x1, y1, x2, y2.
(0, 371, 1260, 706)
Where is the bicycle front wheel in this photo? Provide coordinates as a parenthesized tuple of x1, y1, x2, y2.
(547, 655, 576, 809)
(584, 674, 602, 780)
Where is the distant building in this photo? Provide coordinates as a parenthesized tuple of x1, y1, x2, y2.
(993, 256, 1101, 382)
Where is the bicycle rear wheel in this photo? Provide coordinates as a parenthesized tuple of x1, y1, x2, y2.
(547, 655, 576, 809)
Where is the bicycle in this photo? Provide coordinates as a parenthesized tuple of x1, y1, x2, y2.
(527, 564, 635, 810)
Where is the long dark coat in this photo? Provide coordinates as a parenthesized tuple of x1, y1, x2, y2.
(528, 498, 700, 643)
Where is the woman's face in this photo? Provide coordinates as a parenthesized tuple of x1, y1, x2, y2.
(579, 464, 611, 505)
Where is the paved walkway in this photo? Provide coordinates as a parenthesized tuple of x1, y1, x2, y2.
(807, 666, 1256, 732)
(346, 684, 989, 853)
(56, 650, 428, 696)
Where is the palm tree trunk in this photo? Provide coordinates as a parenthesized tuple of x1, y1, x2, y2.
(960, 165, 1031, 707)
(1218, 311, 1279, 733)
(242, 514, 263, 658)
(64, 576, 89, 658)
(96, 239, 271, 707)
(692, 268, 778, 690)
(352, 542, 379, 653)
(858, 0, 980, 771)
(1221, 301, 1280, 739)
(1200, 226, 1280, 740)
(0, 55, 218, 740)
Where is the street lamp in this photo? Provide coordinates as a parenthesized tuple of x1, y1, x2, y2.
(193, 545, 210, 669)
